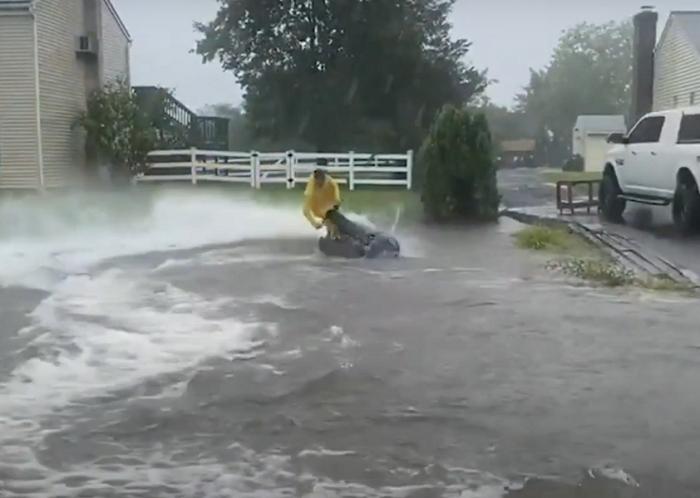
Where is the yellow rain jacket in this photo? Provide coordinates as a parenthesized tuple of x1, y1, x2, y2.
(303, 174, 341, 228)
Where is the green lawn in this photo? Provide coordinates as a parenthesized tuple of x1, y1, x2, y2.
(173, 182, 423, 220)
(256, 186, 422, 220)
(540, 170, 602, 184)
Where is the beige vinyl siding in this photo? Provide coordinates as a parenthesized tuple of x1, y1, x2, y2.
(99, 0, 129, 84)
(0, 13, 40, 189)
(82, 0, 100, 93)
(654, 17, 700, 111)
(35, 0, 88, 188)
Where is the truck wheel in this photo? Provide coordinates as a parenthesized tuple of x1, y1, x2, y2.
(599, 173, 626, 222)
(673, 181, 700, 235)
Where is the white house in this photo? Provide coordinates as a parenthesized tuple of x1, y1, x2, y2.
(654, 11, 700, 111)
(0, 0, 131, 190)
(572, 115, 627, 172)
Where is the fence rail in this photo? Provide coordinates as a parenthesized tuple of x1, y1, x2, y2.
(135, 149, 414, 190)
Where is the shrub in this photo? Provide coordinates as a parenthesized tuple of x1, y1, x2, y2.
(419, 105, 500, 221)
(563, 154, 584, 172)
(515, 225, 574, 251)
(79, 80, 163, 179)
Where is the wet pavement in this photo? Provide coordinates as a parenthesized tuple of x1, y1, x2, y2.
(498, 167, 700, 279)
(498, 168, 555, 209)
(1, 189, 700, 497)
(603, 205, 700, 279)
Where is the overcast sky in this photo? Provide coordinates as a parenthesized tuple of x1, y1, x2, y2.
(113, 0, 699, 112)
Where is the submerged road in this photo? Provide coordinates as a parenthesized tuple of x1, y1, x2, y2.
(0, 189, 699, 497)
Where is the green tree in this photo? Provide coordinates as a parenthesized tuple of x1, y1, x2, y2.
(79, 80, 162, 179)
(516, 21, 633, 166)
(195, 0, 485, 151)
(420, 105, 500, 221)
(472, 101, 536, 155)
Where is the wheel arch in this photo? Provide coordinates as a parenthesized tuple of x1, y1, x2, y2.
(603, 162, 617, 178)
(676, 167, 698, 188)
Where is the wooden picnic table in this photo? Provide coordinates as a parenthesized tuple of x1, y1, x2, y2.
(556, 179, 601, 215)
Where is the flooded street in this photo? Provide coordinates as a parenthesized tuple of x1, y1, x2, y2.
(1, 189, 700, 497)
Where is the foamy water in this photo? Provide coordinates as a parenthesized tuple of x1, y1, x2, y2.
(0, 189, 648, 498)
(0, 190, 314, 494)
(0, 188, 459, 497)
(0, 189, 312, 290)
(0, 190, 315, 403)
(4, 270, 272, 414)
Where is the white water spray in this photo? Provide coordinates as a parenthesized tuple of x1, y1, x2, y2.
(0, 188, 313, 290)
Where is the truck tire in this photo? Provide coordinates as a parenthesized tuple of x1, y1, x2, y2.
(599, 172, 626, 222)
(672, 181, 700, 235)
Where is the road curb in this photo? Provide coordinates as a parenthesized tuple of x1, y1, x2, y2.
(500, 208, 699, 287)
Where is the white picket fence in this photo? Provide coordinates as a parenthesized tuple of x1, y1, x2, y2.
(134, 148, 413, 190)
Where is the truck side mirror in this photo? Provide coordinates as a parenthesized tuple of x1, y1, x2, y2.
(607, 132, 628, 144)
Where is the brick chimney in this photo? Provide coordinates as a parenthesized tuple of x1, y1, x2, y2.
(631, 7, 658, 124)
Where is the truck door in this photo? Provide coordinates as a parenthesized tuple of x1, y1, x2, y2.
(672, 113, 700, 193)
(645, 113, 682, 198)
(625, 115, 665, 195)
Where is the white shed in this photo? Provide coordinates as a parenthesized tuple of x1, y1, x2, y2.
(572, 115, 627, 172)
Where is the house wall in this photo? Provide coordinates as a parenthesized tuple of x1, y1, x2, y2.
(99, 0, 130, 84)
(0, 0, 130, 190)
(0, 12, 41, 188)
(82, 0, 100, 94)
(654, 17, 700, 111)
(35, 0, 90, 188)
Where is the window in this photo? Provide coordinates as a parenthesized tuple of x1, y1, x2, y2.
(678, 114, 700, 143)
(691, 92, 697, 106)
(628, 116, 665, 144)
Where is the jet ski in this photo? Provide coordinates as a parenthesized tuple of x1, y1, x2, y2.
(318, 208, 400, 259)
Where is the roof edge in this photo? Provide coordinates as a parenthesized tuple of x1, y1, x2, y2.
(673, 11, 700, 61)
(102, 0, 132, 42)
(656, 13, 675, 54)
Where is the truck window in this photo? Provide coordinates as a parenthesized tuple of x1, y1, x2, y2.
(678, 114, 700, 144)
(628, 116, 665, 144)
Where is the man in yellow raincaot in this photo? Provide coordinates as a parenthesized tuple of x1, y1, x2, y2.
(303, 169, 341, 239)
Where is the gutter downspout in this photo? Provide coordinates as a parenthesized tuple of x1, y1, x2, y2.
(30, 3, 45, 190)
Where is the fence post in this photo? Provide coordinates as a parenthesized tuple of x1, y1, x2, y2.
(406, 149, 414, 190)
(254, 151, 262, 189)
(190, 147, 198, 185)
(249, 151, 257, 188)
(348, 151, 355, 191)
(286, 151, 295, 189)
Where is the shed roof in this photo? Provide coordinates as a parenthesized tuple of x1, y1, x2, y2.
(574, 115, 626, 133)
(501, 139, 535, 153)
